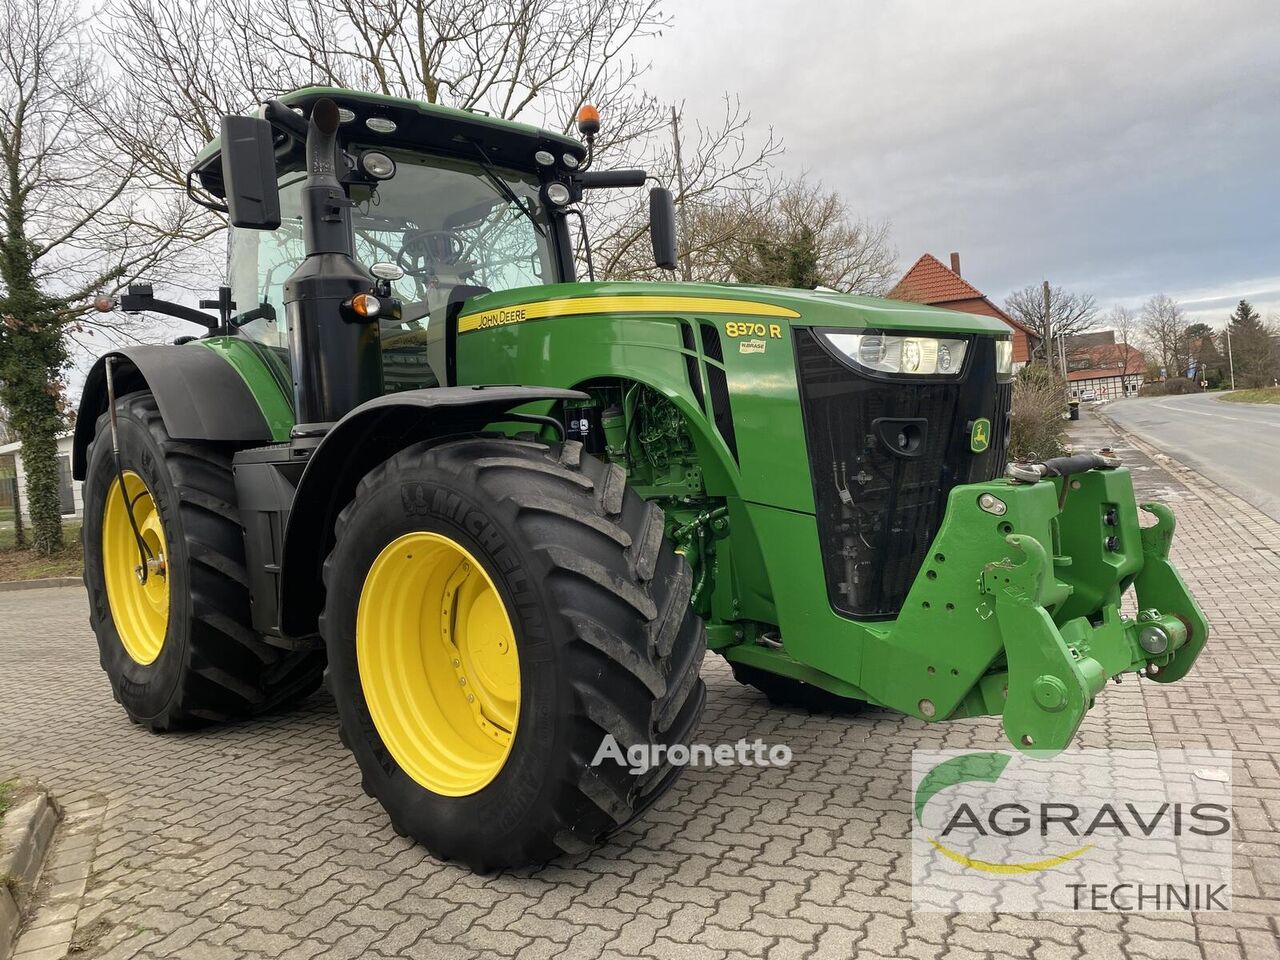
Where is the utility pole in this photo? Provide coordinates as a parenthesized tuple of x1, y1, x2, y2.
(670, 105, 693, 281)
(1225, 324, 1236, 390)
(1042, 280, 1055, 373)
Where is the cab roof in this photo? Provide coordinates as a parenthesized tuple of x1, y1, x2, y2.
(192, 86, 586, 198)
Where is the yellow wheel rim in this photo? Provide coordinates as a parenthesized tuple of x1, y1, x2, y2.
(101, 470, 170, 665)
(357, 532, 520, 796)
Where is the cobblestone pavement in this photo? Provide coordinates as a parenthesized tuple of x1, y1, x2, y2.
(1, 412, 1277, 960)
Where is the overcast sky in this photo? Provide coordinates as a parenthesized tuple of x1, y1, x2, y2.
(634, 0, 1280, 328)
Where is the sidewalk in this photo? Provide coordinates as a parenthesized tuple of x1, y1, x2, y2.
(1073, 406, 1280, 944)
(0, 410, 1275, 959)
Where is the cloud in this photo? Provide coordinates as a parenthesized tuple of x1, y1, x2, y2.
(638, 0, 1280, 310)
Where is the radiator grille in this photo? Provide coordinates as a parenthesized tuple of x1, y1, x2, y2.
(795, 329, 1010, 618)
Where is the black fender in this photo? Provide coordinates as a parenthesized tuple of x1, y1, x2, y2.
(277, 385, 587, 637)
(72, 345, 274, 480)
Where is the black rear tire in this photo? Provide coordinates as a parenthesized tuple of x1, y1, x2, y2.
(320, 437, 706, 872)
(83, 391, 325, 730)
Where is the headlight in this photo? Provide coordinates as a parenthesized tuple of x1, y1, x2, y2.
(545, 182, 572, 205)
(360, 151, 396, 180)
(995, 338, 1014, 379)
(820, 331, 969, 377)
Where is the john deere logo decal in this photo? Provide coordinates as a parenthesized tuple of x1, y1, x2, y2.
(970, 418, 991, 453)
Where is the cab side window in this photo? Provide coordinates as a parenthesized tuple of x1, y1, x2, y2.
(228, 177, 306, 349)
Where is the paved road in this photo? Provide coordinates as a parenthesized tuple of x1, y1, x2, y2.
(1, 419, 1278, 958)
(1100, 393, 1280, 523)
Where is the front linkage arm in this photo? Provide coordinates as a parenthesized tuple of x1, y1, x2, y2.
(1132, 502, 1208, 683)
(981, 534, 1108, 751)
(981, 473, 1207, 753)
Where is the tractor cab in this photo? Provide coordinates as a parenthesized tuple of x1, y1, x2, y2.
(188, 88, 668, 392)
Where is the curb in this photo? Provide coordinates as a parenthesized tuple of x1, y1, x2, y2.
(0, 578, 81, 593)
(0, 781, 61, 958)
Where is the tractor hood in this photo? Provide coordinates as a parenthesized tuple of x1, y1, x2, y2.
(454, 281, 1013, 337)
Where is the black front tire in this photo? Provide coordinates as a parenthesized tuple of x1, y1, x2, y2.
(83, 391, 325, 730)
(321, 437, 706, 872)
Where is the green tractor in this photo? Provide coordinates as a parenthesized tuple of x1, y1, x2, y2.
(75, 89, 1207, 871)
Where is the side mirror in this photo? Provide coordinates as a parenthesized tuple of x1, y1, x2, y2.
(649, 187, 678, 271)
(220, 115, 281, 230)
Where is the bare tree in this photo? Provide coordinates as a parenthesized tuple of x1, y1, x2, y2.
(1004, 283, 1098, 365)
(591, 97, 783, 281)
(103, 0, 671, 189)
(100, 0, 784, 293)
(0, 0, 193, 552)
(1107, 305, 1140, 378)
(1140, 293, 1190, 378)
(722, 176, 896, 293)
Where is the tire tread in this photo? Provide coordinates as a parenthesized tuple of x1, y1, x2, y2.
(322, 436, 706, 871)
(85, 392, 325, 730)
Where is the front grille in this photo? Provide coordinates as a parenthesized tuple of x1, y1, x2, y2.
(795, 329, 1009, 618)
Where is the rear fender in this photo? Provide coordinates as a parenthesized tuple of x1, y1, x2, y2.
(72, 343, 278, 480)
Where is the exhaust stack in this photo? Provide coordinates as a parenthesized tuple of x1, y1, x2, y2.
(283, 97, 383, 427)
(301, 98, 353, 258)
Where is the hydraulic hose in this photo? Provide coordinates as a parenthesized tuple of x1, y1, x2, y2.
(1007, 450, 1122, 484)
(104, 357, 153, 582)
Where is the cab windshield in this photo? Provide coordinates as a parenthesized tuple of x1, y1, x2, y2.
(228, 151, 559, 387)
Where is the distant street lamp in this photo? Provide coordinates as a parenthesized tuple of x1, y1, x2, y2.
(1225, 326, 1236, 390)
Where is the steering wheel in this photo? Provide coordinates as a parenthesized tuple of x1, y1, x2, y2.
(398, 229, 465, 278)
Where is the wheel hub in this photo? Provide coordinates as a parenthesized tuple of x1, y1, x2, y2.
(101, 470, 170, 665)
(356, 532, 520, 796)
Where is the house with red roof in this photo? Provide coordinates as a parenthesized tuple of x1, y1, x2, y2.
(888, 253, 1040, 369)
(1063, 332, 1145, 400)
